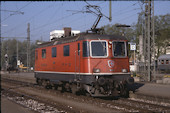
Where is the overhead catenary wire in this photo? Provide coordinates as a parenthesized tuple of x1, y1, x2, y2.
(113, 8, 141, 21)
(2, 2, 77, 39)
(100, 12, 140, 29)
(2, 1, 144, 42)
(17, 13, 73, 37)
(30, 11, 87, 38)
(80, 1, 140, 30)
(118, 12, 140, 24)
(1, 2, 32, 22)
(38, 2, 141, 38)
(23, 2, 93, 37)
(112, 1, 139, 16)
(32, 1, 141, 39)
(99, 3, 141, 26)
(1, 2, 56, 35)
(37, 2, 104, 34)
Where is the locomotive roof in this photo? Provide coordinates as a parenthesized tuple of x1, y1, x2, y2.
(37, 33, 127, 48)
(158, 54, 170, 60)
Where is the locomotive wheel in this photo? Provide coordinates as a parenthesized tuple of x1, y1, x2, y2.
(71, 84, 78, 95)
(71, 83, 84, 95)
(42, 80, 52, 89)
(52, 84, 58, 90)
(65, 83, 71, 92)
(85, 92, 91, 97)
(36, 78, 42, 85)
(120, 84, 129, 98)
(42, 80, 47, 88)
(60, 87, 65, 93)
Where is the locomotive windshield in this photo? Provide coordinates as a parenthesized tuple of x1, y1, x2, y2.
(91, 41, 107, 57)
(112, 41, 126, 57)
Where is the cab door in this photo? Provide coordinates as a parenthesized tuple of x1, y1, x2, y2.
(75, 43, 81, 80)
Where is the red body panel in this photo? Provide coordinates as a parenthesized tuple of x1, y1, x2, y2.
(35, 39, 130, 74)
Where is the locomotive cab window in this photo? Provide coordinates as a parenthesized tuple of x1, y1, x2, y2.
(52, 47, 57, 57)
(112, 41, 126, 57)
(64, 45, 70, 56)
(90, 40, 108, 58)
(42, 49, 46, 58)
(83, 41, 90, 57)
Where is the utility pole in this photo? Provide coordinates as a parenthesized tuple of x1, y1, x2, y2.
(150, 0, 155, 81)
(144, 0, 155, 81)
(27, 23, 30, 72)
(147, 0, 151, 81)
(0, 1, 1, 105)
(16, 40, 18, 68)
(109, 0, 112, 22)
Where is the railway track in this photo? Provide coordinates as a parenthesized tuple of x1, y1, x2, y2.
(2, 89, 67, 113)
(2, 77, 170, 113)
(1, 77, 118, 113)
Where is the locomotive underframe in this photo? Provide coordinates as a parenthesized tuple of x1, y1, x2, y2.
(35, 72, 134, 97)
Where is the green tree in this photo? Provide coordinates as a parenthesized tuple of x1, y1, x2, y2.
(1, 39, 39, 70)
(102, 23, 136, 42)
(154, 14, 170, 58)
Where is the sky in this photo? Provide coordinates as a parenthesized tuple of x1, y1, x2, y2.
(1, 1, 170, 42)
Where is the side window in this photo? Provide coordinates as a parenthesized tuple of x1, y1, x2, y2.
(161, 60, 164, 64)
(42, 49, 46, 58)
(83, 41, 89, 57)
(166, 60, 169, 64)
(35, 50, 38, 60)
(78, 43, 80, 55)
(63, 45, 70, 56)
(112, 41, 126, 57)
(52, 47, 57, 57)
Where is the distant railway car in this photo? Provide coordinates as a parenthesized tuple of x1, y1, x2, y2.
(158, 54, 170, 73)
(34, 30, 134, 97)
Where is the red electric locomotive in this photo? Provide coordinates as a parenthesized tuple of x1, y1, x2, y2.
(34, 28, 134, 97)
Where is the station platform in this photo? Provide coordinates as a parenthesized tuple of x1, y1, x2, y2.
(132, 82, 170, 99)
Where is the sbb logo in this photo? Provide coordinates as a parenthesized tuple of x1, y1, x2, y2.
(108, 60, 114, 68)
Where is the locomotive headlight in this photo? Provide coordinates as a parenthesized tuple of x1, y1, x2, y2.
(109, 41, 112, 44)
(122, 69, 128, 73)
(93, 68, 101, 73)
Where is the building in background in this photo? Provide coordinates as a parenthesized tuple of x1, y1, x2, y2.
(165, 44, 170, 54)
(50, 27, 80, 41)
